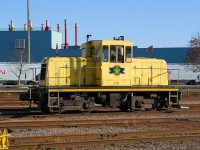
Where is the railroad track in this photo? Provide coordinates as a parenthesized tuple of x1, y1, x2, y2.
(0, 110, 199, 149)
(1, 108, 200, 120)
(0, 91, 37, 109)
(9, 130, 200, 150)
(0, 89, 199, 149)
(0, 117, 200, 129)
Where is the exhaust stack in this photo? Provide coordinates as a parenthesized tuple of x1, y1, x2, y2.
(64, 19, 69, 49)
(41, 24, 44, 31)
(9, 20, 15, 31)
(45, 20, 49, 30)
(75, 23, 78, 46)
(29, 20, 32, 30)
(57, 24, 60, 32)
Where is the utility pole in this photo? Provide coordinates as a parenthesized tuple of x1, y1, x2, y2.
(27, 0, 30, 63)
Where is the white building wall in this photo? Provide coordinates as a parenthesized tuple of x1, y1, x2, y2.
(0, 63, 41, 82)
(168, 64, 200, 82)
(1, 62, 200, 84)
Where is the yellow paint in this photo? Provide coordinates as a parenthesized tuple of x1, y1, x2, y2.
(42, 57, 95, 86)
(0, 128, 10, 150)
(40, 39, 169, 88)
(49, 87, 179, 93)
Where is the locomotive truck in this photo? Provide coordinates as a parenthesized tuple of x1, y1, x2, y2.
(20, 37, 180, 113)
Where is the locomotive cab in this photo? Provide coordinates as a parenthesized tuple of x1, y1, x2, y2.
(81, 37, 133, 86)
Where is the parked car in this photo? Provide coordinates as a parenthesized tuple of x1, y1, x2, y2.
(3, 80, 17, 85)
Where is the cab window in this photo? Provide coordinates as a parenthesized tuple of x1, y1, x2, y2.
(126, 46, 132, 62)
(96, 46, 100, 62)
(81, 48, 86, 57)
(103, 45, 108, 62)
(118, 46, 124, 63)
(110, 45, 116, 62)
(91, 46, 95, 55)
(40, 64, 46, 80)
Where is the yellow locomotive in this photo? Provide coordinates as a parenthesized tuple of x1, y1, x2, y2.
(21, 37, 179, 113)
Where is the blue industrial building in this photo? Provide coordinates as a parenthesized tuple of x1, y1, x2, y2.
(0, 26, 190, 63)
(0, 29, 62, 62)
(134, 46, 189, 63)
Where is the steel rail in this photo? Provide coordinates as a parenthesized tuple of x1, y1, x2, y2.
(9, 133, 200, 150)
(0, 117, 200, 129)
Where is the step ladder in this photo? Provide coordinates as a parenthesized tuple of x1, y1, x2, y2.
(48, 91, 60, 108)
(168, 91, 179, 107)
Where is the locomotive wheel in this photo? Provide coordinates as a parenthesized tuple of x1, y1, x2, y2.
(40, 103, 63, 114)
(119, 101, 129, 112)
(82, 101, 95, 113)
(154, 97, 168, 111)
(40, 102, 49, 113)
(82, 107, 93, 114)
(49, 103, 64, 114)
(48, 107, 62, 114)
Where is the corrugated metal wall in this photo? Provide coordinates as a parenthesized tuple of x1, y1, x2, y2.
(0, 30, 62, 62)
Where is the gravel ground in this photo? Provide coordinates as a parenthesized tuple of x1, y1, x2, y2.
(2, 92, 200, 149)
(10, 126, 163, 137)
(10, 122, 200, 138)
(76, 140, 200, 150)
(7, 110, 200, 149)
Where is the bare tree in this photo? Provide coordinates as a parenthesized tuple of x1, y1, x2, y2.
(10, 49, 28, 85)
(184, 32, 200, 72)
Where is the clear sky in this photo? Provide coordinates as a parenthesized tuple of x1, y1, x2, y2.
(0, 0, 200, 48)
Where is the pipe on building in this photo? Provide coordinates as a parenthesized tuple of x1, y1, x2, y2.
(29, 20, 32, 31)
(10, 21, 14, 28)
(9, 20, 15, 31)
(75, 23, 78, 46)
(56, 43, 58, 56)
(64, 19, 69, 49)
(41, 24, 44, 31)
(45, 20, 49, 31)
(57, 24, 60, 32)
(24, 24, 27, 31)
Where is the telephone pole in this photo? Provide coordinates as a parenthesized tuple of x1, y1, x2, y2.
(27, 0, 30, 63)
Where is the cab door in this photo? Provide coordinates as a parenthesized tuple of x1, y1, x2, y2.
(93, 45, 102, 86)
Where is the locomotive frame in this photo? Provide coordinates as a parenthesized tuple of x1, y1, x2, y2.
(20, 37, 180, 113)
(22, 86, 179, 113)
